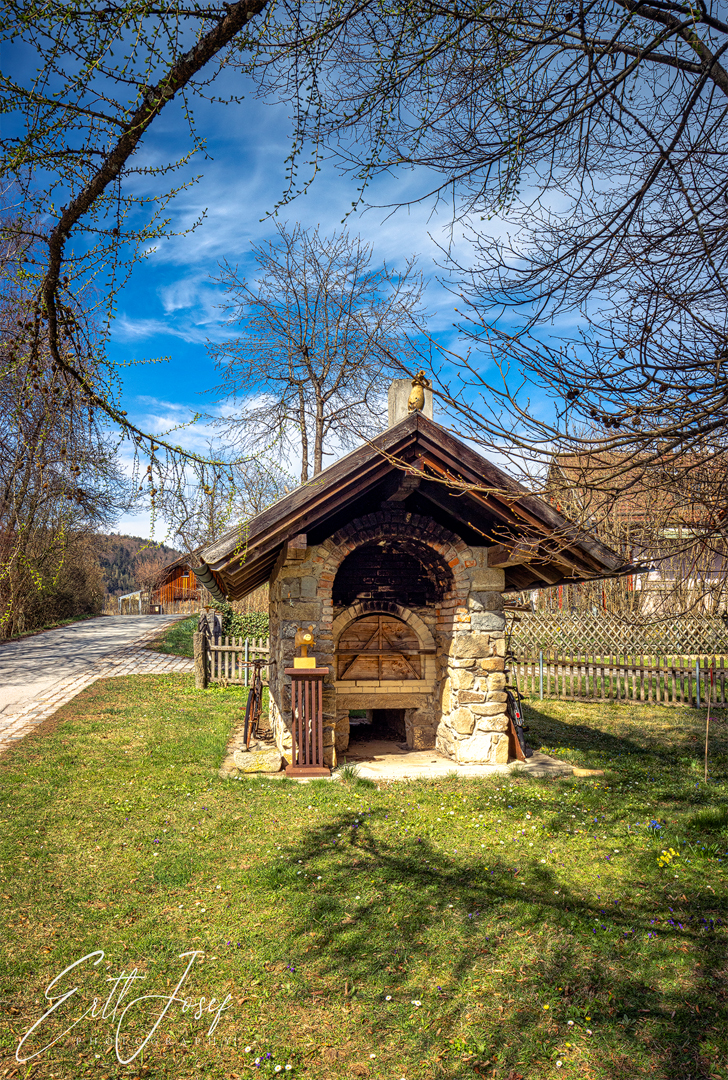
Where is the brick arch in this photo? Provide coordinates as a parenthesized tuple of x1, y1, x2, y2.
(317, 510, 473, 629)
(332, 599, 436, 652)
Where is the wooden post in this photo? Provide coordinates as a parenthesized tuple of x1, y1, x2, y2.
(193, 631, 208, 689)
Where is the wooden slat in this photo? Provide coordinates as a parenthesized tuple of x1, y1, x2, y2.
(206, 637, 270, 686)
(590, 652, 595, 700)
(599, 655, 604, 701)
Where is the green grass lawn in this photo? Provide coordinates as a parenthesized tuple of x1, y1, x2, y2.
(146, 615, 197, 658)
(1, 680, 727, 1080)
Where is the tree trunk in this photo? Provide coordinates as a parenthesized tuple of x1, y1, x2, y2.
(313, 394, 324, 476)
(297, 387, 309, 483)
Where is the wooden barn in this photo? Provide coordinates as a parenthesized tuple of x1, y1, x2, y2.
(149, 554, 200, 610)
(195, 379, 626, 769)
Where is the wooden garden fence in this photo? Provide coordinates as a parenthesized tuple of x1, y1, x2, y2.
(513, 652, 728, 707)
(194, 634, 269, 689)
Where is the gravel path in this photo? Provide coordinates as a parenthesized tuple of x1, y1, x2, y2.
(0, 616, 193, 755)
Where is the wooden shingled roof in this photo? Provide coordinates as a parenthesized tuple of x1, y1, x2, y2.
(195, 412, 629, 601)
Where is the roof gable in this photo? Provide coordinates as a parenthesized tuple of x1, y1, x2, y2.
(197, 413, 626, 600)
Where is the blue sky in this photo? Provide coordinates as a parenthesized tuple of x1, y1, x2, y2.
(3, 26, 585, 542)
(108, 84, 484, 538)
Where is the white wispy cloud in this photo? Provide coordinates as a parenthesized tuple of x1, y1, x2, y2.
(114, 315, 211, 345)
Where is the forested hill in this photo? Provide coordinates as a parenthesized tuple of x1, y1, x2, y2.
(96, 534, 182, 596)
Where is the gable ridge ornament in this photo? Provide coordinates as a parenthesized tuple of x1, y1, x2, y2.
(408, 370, 430, 413)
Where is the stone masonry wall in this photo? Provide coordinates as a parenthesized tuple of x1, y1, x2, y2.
(267, 510, 511, 767)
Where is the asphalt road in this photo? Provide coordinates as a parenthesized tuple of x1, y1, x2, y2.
(0, 615, 187, 716)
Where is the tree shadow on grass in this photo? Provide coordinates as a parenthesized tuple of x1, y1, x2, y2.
(523, 701, 680, 761)
(255, 808, 727, 1080)
(522, 701, 728, 816)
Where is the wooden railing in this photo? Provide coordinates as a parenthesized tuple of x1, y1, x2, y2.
(193, 633, 269, 688)
(512, 652, 728, 707)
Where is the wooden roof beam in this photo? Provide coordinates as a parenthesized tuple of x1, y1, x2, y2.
(487, 539, 541, 567)
(210, 454, 403, 579)
(417, 481, 494, 541)
(415, 417, 623, 570)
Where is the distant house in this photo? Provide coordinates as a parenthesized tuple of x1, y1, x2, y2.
(547, 451, 728, 614)
(147, 553, 201, 611)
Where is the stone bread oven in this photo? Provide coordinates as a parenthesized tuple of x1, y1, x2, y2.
(265, 509, 512, 766)
(196, 381, 625, 768)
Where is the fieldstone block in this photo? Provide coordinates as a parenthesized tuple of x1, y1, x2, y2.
(450, 707, 475, 735)
(475, 714, 509, 733)
(470, 612, 506, 632)
(284, 602, 322, 620)
(300, 575, 318, 599)
(487, 672, 507, 690)
(467, 591, 505, 612)
(453, 731, 509, 764)
(477, 657, 506, 672)
(449, 658, 476, 668)
(457, 691, 486, 704)
(232, 746, 283, 773)
(470, 568, 506, 590)
(436, 732, 455, 758)
(441, 682, 451, 713)
(412, 726, 436, 749)
(451, 632, 493, 658)
(334, 714, 350, 753)
(472, 701, 509, 717)
(451, 668, 474, 690)
(486, 690, 508, 702)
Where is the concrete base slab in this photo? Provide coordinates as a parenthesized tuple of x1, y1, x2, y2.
(343, 738, 572, 781)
